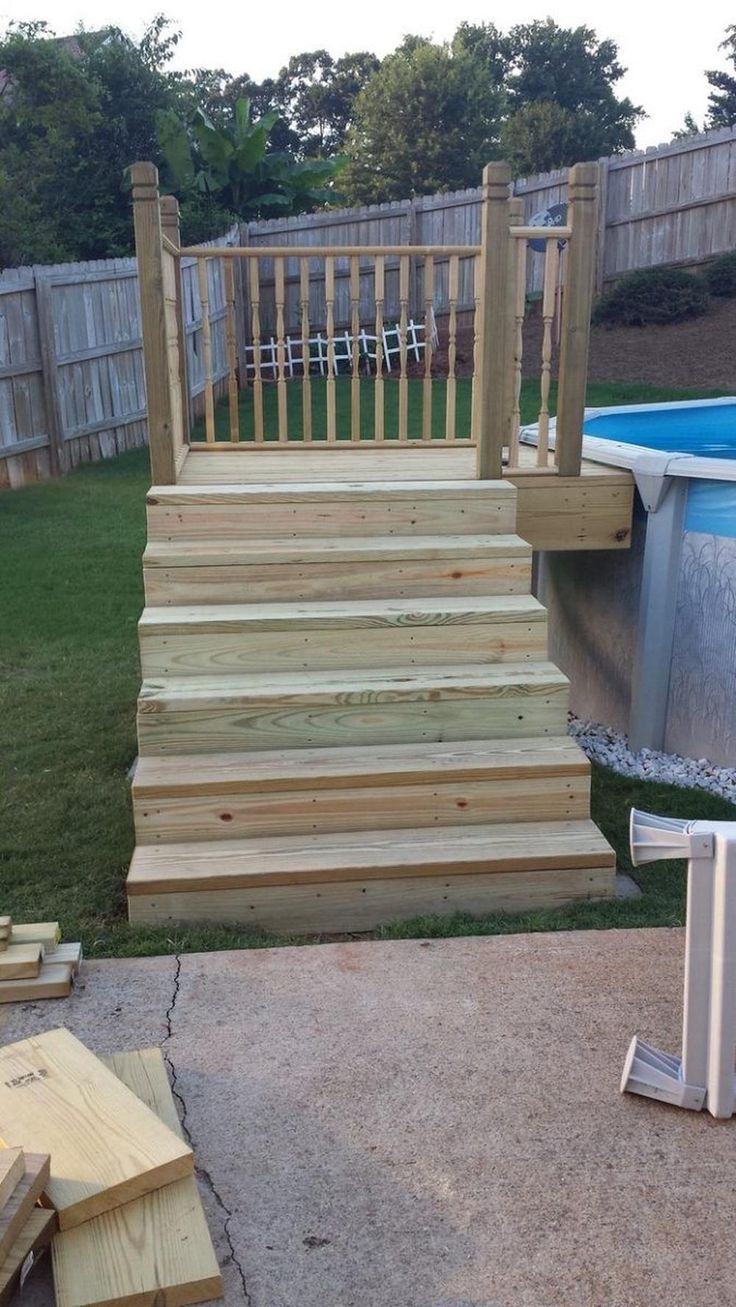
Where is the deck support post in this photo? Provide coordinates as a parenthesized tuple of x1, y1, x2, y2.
(476, 161, 513, 480)
(628, 475, 687, 754)
(555, 162, 599, 477)
(159, 194, 191, 444)
(131, 161, 178, 484)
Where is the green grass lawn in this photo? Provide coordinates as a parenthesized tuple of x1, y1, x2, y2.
(2, 377, 734, 958)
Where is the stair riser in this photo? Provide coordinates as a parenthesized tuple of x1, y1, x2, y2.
(137, 687, 569, 755)
(143, 556, 532, 606)
(134, 772, 590, 843)
(128, 866, 614, 932)
(146, 493, 516, 541)
(139, 618, 548, 677)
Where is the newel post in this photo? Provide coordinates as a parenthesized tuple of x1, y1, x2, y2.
(159, 193, 191, 442)
(555, 161, 599, 477)
(130, 161, 177, 484)
(476, 160, 513, 480)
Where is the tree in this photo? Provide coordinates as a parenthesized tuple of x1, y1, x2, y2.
(274, 50, 379, 157)
(342, 37, 505, 203)
(706, 25, 736, 128)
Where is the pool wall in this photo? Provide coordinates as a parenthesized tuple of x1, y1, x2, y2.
(527, 400, 736, 766)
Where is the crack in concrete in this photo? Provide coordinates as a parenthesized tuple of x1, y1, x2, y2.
(162, 954, 253, 1306)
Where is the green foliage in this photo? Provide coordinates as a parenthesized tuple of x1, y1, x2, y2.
(342, 37, 505, 204)
(157, 97, 345, 218)
(273, 50, 379, 157)
(702, 252, 736, 298)
(593, 268, 711, 328)
(706, 25, 736, 128)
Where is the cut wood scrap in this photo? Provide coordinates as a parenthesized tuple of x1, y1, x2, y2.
(0, 944, 43, 981)
(51, 942, 83, 974)
(10, 922, 60, 953)
(52, 1047, 223, 1307)
(0, 1152, 50, 1263)
(0, 1029, 193, 1231)
(0, 1148, 24, 1210)
(0, 919, 11, 932)
(0, 962, 73, 1005)
(0, 1207, 56, 1307)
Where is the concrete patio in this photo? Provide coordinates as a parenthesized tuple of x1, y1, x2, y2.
(5, 928, 734, 1307)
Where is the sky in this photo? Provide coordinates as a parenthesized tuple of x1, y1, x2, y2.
(2, 0, 734, 148)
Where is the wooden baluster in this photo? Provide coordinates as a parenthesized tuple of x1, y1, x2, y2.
(197, 258, 215, 443)
(470, 254, 481, 442)
(509, 236, 527, 466)
(422, 256, 434, 440)
(249, 258, 264, 442)
(223, 260, 239, 442)
(350, 255, 361, 441)
(398, 253, 409, 440)
(274, 257, 288, 442)
(300, 257, 312, 442)
(537, 238, 559, 467)
(374, 255, 385, 441)
(445, 254, 459, 441)
(325, 257, 337, 442)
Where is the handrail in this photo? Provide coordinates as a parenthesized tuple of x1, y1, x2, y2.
(179, 244, 481, 259)
(509, 226, 572, 240)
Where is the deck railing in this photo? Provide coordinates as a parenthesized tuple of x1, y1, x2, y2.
(131, 159, 599, 482)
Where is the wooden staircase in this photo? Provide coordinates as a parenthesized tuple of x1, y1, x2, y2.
(128, 475, 615, 932)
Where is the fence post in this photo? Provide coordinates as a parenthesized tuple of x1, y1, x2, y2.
(33, 272, 64, 477)
(476, 161, 513, 480)
(159, 194, 191, 443)
(130, 161, 177, 484)
(555, 161, 599, 477)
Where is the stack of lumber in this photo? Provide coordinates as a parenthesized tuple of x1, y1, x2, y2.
(0, 1146, 54, 1306)
(0, 1028, 223, 1306)
(0, 920, 82, 1004)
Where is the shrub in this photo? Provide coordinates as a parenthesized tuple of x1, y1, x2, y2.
(593, 267, 710, 327)
(702, 252, 736, 298)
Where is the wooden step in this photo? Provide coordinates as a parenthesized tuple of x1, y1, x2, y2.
(143, 534, 532, 605)
(137, 663, 569, 755)
(127, 819, 616, 932)
(132, 736, 591, 843)
(146, 479, 517, 541)
(138, 595, 548, 677)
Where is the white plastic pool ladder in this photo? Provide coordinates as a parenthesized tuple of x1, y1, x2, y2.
(622, 808, 736, 1118)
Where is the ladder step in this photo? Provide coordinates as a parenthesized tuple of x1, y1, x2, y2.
(143, 534, 532, 605)
(126, 819, 616, 932)
(137, 663, 570, 755)
(138, 595, 548, 676)
(132, 736, 591, 843)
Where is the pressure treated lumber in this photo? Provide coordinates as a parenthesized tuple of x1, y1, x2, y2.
(52, 942, 83, 973)
(0, 1028, 193, 1230)
(0, 1153, 50, 1262)
(137, 663, 570, 754)
(0, 962, 73, 1004)
(52, 1047, 223, 1307)
(0, 944, 43, 981)
(142, 534, 533, 606)
(146, 479, 517, 541)
(138, 595, 548, 676)
(132, 737, 591, 842)
(0, 1148, 24, 1210)
(0, 1208, 56, 1307)
(9, 922, 61, 952)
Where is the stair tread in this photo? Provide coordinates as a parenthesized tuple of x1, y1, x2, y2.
(133, 735, 590, 796)
(139, 661, 568, 707)
(144, 533, 531, 567)
(128, 818, 615, 893)
(148, 479, 513, 501)
(140, 594, 546, 630)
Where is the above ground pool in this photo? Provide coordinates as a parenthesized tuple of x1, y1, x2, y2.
(523, 397, 736, 768)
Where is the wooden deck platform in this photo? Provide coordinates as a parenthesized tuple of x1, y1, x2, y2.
(179, 443, 634, 552)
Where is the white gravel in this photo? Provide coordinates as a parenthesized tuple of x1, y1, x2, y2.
(569, 716, 736, 806)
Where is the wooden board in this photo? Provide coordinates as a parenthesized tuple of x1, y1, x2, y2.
(0, 1153, 50, 1263)
(0, 944, 43, 980)
(178, 442, 480, 483)
(0, 1028, 193, 1230)
(507, 467, 634, 552)
(0, 1148, 24, 1209)
(52, 1048, 223, 1307)
(138, 595, 548, 676)
(129, 865, 616, 932)
(0, 962, 72, 1004)
(128, 818, 615, 896)
(0, 1208, 56, 1307)
(137, 663, 570, 755)
(10, 922, 61, 952)
(52, 942, 83, 973)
